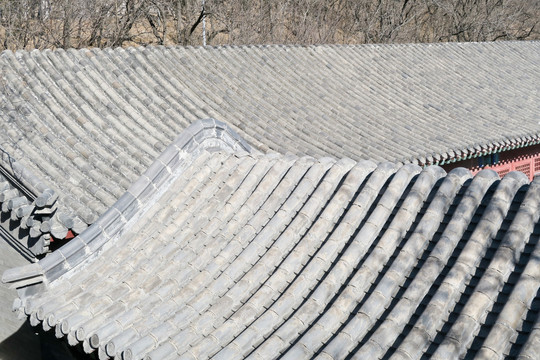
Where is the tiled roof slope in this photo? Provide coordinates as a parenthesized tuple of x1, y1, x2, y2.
(4, 128, 540, 359)
(0, 42, 539, 250)
(0, 41, 538, 167)
(0, 118, 250, 254)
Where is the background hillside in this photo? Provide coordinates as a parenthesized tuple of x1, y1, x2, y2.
(1, 0, 539, 50)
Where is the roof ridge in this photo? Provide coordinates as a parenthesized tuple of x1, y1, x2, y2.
(2, 118, 252, 288)
(2, 40, 539, 57)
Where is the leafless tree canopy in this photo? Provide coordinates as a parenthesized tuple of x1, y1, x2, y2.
(0, 0, 538, 50)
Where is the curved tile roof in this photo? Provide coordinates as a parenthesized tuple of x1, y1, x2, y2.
(4, 124, 540, 359)
(0, 41, 538, 251)
(0, 118, 250, 253)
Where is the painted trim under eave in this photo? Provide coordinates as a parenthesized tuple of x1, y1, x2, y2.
(426, 137, 540, 167)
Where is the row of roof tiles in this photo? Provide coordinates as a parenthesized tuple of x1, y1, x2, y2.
(0, 41, 538, 253)
(4, 120, 540, 359)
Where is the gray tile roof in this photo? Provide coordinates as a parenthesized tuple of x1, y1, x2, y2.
(4, 122, 540, 359)
(0, 41, 538, 253)
(0, 117, 249, 254)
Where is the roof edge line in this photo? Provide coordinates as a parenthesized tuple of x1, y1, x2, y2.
(0, 147, 61, 254)
(2, 119, 252, 289)
(0, 145, 52, 198)
(418, 136, 540, 166)
(45, 118, 253, 240)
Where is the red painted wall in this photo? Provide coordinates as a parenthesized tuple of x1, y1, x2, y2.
(442, 144, 540, 181)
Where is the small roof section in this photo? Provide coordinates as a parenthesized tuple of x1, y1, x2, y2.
(0, 119, 250, 253)
(4, 122, 540, 359)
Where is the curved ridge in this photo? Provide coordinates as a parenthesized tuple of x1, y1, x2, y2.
(2, 118, 251, 288)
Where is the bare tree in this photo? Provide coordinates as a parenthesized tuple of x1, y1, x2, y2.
(0, 0, 538, 50)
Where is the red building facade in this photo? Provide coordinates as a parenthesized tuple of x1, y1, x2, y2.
(442, 144, 540, 181)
